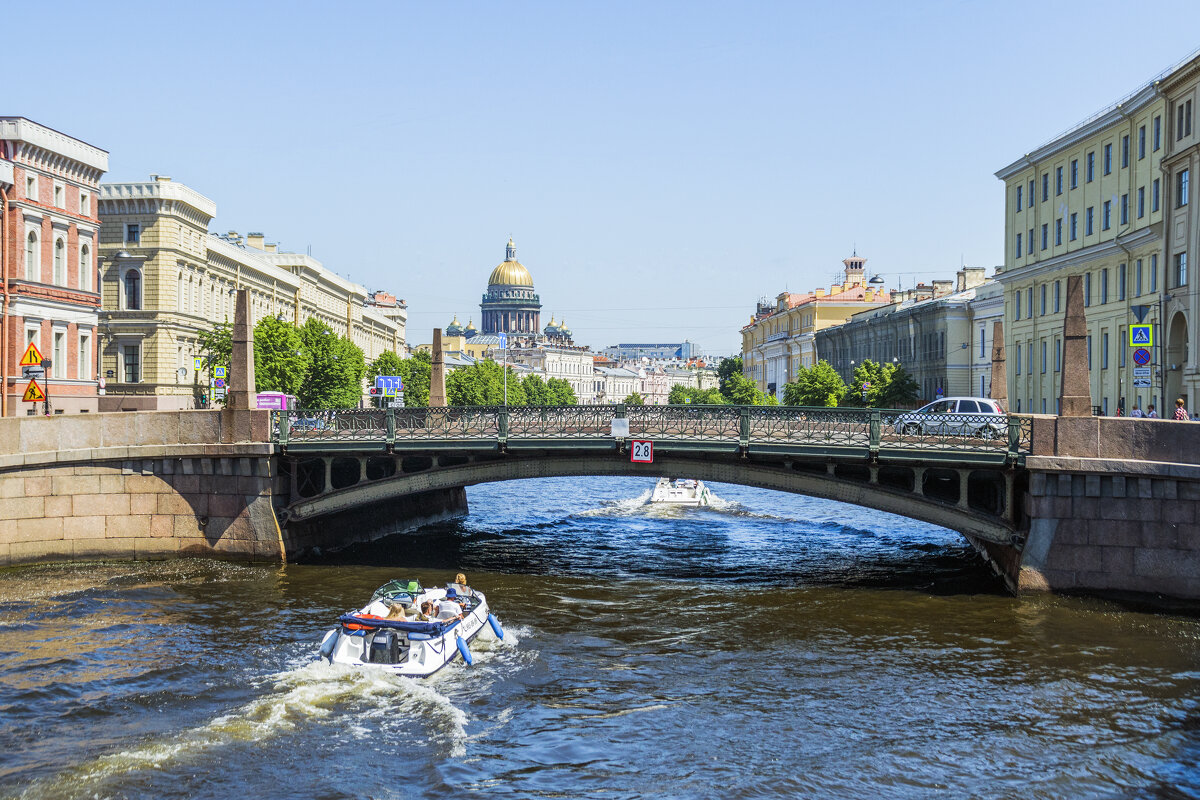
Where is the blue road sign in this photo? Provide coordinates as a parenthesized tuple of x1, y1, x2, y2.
(498, 333, 508, 349)
(374, 375, 403, 393)
(214, 366, 227, 378)
(1130, 324, 1153, 346)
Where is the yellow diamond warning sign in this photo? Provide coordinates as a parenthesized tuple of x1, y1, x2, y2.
(22, 379, 45, 403)
(19, 342, 43, 367)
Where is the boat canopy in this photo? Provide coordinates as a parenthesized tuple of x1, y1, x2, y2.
(371, 580, 423, 601)
(339, 613, 457, 635)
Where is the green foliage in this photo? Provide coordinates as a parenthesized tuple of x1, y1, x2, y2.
(880, 363, 920, 407)
(623, 391, 645, 406)
(717, 356, 743, 398)
(545, 377, 577, 405)
(368, 350, 405, 382)
(668, 385, 726, 405)
(297, 317, 366, 409)
(724, 371, 777, 405)
(396, 351, 431, 407)
(521, 374, 552, 405)
(197, 322, 232, 374)
(837, 359, 921, 408)
(253, 316, 308, 395)
(446, 360, 527, 406)
(782, 361, 848, 407)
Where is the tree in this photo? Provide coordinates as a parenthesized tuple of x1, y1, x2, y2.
(298, 317, 366, 409)
(521, 374, 552, 405)
(668, 385, 726, 405)
(368, 350, 405, 382)
(253, 316, 308, 396)
(725, 371, 778, 405)
(545, 377, 577, 405)
(197, 321, 232, 373)
(783, 361, 847, 407)
(846, 360, 888, 407)
(446, 360, 526, 406)
(880, 363, 920, 408)
(396, 351, 431, 407)
(717, 356, 743, 398)
(623, 391, 645, 405)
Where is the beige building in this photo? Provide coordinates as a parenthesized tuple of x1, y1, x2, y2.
(1161, 53, 1200, 409)
(98, 176, 405, 410)
(995, 69, 1172, 415)
(741, 255, 891, 399)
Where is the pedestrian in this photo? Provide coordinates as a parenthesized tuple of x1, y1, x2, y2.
(1147, 404, 1159, 418)
(1175, 398, 1190, 421)
(1131, 403, 1145, 418)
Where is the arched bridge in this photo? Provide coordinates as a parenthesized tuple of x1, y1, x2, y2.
(273, 404, 1033, 564)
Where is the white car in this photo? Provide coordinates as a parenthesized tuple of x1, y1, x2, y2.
(893, 397, 1007, 439)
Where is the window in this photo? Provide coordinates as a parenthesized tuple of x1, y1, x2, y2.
(79, 334, 90, 381)
(1041, 223, 1048, 251)
(80, 192, 90, 217)
(1121, 193, 1128, 225)
(1028, 179, 1035, 205)
(124, 269, 141, 310)
(1015, 344, 1022, 375)
(1042, 173, 1049, 202)
(1085, 272, 1092, 307)
(1086, 206, 1094, 236)
(1138, 187, 1145, 219)
(1151, 254, 1158, 292)
(53, 184, 64, 208)
(1070, 212, 1078, 241)
(979, 327, 986, 358)
(25, 230, 38, 280)
(1027, 228, 1034, 255)
(1136, 259, 1143, 296)
(1176, 252, 1188, 287)
(1154, 115, 1162, 150)
(1041, 340, 1047, 374)
(123, 345, 140, 383)
(1087, 335, 1092, 370)
(1122, 135, 1129, 168)
(1103, 143, 1112, 175)
(53, 238, 65, 285)
(1101, 269, 1109, 304)
(1016, 185, 1023, 211)
(125, 223, 140, 244)
(1177, 100, 1193, 140)
(1056, 217, 1063, 245)
(1027, 287, 1033, 319)
(1153, 178, 1161, 212)
(25, 174, 37, 201)
(1102, 332, 1109, 370)
(1139, 125, 1146, 159)
(53, 331, 65, 378)
(1055, 339, 1061, 372)
(1054, 280, 1061, 312)
(1056, 166, 1063, 195)
(1015, 290, 1021, 319)
(1120, 329, 1126, 367)
(1177, 169, 1190, 208)
(1071, 159, 1078, 188)
(79, 243, 90, 292)
(1040, 284, 1047, 315)
(1102, 200, 1111, 230)
(1015, 232, 1022, 257)
(1087, 151, 1095, 182)
(1119, 263, 1126, 301)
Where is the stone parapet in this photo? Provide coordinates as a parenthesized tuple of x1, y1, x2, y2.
(1030, 414, 1200, 462)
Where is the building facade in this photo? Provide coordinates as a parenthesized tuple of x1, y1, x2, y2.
(98, 176, 405, 411)
(995, 73, 1170, 416)
(601, 341, 698, 361)
(0, 118, 108, 415)
(1160, 53, 1200, 409)
(741, 255, 891, 399)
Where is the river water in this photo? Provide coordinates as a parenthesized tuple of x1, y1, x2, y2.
(0, 478, 1198, 799)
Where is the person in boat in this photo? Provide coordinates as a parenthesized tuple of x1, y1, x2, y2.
(451, 572, 471, 596)
(385, 601, 407, 620)
(436, 588, 465, 620)
(417, 601, 435, 621)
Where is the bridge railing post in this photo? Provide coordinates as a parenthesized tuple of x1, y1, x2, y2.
(868, 409, 881, 459)
(1006, 415, 1020, 464)
(498, 406, 509, 449)
(739, 406, 750, 450)
(386, 407, 396, 451)
(277, 410, 288, 448)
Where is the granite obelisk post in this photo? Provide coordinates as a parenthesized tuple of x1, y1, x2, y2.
(1059, 274, 1092, 416)
(429, 329, 446, 407)
(989, 320, 1007, 407)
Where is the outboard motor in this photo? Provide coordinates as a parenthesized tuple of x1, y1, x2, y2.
(368, 630, 401, 664)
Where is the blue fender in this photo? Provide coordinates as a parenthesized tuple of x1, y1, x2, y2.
(318, 630, 338, 663)
(456, 635, 473, 666)
(487, 613, 504, 640)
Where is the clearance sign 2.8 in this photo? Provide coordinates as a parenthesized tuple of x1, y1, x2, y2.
(630, 440, 653, 463)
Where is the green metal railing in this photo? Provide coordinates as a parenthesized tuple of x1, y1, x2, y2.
(273, 404, 1032, 464)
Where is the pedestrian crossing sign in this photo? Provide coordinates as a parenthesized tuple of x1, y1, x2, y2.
(22, 379, 45, 403)
(1129, 324, 1153, 347)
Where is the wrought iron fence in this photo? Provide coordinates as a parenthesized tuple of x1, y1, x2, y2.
(272, 404, 1033, 459)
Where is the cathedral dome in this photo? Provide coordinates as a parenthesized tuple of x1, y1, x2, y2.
(445, 315, 464, 336)
(464, 319, 477, 338)
(487, 238, 534, 287)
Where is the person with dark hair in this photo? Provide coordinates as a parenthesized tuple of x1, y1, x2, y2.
(1147, 404, 1159, 418)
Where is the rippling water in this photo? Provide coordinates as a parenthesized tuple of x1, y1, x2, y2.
(0, 478, 1197, 799)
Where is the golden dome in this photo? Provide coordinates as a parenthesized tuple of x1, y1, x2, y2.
(487, 238, 534, 287)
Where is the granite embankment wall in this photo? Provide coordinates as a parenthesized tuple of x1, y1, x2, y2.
(0, 411, 281, 566)
(1021, 416, 1200, 599)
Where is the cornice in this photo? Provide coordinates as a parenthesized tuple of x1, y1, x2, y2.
(996, 223, 1161, 284)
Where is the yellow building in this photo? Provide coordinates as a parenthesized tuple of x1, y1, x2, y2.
(98, 176, 406, 410)
(995, 73, 1170, 415)
(741, 255, 891, 399)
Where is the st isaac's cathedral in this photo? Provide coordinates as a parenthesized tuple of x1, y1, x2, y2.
(445, 239, 574, 348)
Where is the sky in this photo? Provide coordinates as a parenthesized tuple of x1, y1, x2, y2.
(8, 0, 1200, 356)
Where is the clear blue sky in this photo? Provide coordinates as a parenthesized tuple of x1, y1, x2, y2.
(9, 1, 1200, 355)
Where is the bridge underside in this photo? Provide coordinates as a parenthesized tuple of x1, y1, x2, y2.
(276, 449, 1026, 586)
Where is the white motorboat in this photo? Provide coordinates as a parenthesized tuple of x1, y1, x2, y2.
(650, 477, 711, 506)
(318, 579, 503, 677)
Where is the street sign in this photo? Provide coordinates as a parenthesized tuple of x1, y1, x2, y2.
(214, 378, 225, 389)
(388, 400, 402, 408)
(1134, 377, 1152, 388)
(1132, 347, 1151, 366)
(214, 387, 227, 399)
(498, 332, 508, 350)
(21, 365, 44, 379)
(374, 375, 403, 393)
(1130, 324, 1153, 346)
(193, 357, 203, 370)
(214, 366, 227, 379)
(630, 440, 653, 463)
(19, 342, 43, 367)
(22, 379, 45, 403)
(1133, 367, 1151, 378)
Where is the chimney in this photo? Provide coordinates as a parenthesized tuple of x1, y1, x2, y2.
(154, 175, 171, 182)
(956, 270, 967, 292)
(962, 267, 987, 290)
(932, 279, 953, 298)
(814, 288, 826, 298)
(265, 243, 278, 253)
(246, 232, 265, 250)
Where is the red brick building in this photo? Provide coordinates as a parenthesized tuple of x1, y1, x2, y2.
(0, 118, 108, 414)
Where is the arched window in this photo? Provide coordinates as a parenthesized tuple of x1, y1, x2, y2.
(79, 243, 91, 291)
(25, 231, 38, 280)
(54, 238, 66, 285)
(124, 269, 141, 310)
